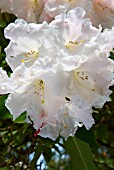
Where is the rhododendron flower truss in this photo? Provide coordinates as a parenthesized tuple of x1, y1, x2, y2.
(0, 0, 51, 23)
(0, 7, 114, 141)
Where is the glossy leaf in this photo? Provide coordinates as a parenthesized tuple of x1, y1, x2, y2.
(65, 136, 98, 170)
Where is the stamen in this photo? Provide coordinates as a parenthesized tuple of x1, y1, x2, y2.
(62, 114, 67, 129)
(42, 100, 44, 104)
(66, 40, 84, 49)
(34, 80, 45, 103)
(73, 70, 95, 92)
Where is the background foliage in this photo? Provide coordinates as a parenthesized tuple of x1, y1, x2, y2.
(0, 12, 114, 170)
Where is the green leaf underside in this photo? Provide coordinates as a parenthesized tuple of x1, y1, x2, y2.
(65, 136, 98, 170)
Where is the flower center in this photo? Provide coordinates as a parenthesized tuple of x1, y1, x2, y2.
(65, 40, 84, 49)
(21, 50, 39, 63)
(31, 0, 43, 21)
(74, 70, 88, 81)
(34, 80, 45, 104)
(73, 70, 95, 91)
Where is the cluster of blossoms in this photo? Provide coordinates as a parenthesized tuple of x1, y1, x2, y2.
(0, 0, 114, 28)
(0, 1, 114, 140)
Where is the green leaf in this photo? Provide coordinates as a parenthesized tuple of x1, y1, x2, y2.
(43, 146, 52, 162)
(0, 20, 7, 28)
(0, 95, 12, 119)
(14, 112, 27, 123)
(64, 136, 98, 170)
(0, 95, 7, 107)
(76, 127, 98, 147)
(110, 52, 114, 61)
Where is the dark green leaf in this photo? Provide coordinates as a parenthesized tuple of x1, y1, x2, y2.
(0, 95, 12, 119)
(43, 146, 52, 162)
(76, 127, 98, 147)
(65, 136, 98, 170)
(0, 20, 7, 28)
(109, 52, 114, 61)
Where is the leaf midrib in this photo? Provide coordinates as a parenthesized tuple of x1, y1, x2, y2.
(72, 137, 88, 170)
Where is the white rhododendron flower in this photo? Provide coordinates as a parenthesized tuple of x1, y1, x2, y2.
(45, 0, 114, 28)
(0, 0, 51, 23)
(4, 64, 65, 131)
(4, 19, 60, 71)
(89, 0, 114, 28)
(44, 0, 92, 18)
(0, 63, 93, 140)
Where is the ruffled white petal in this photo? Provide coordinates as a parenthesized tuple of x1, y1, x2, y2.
(0, 67, 16, 94)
